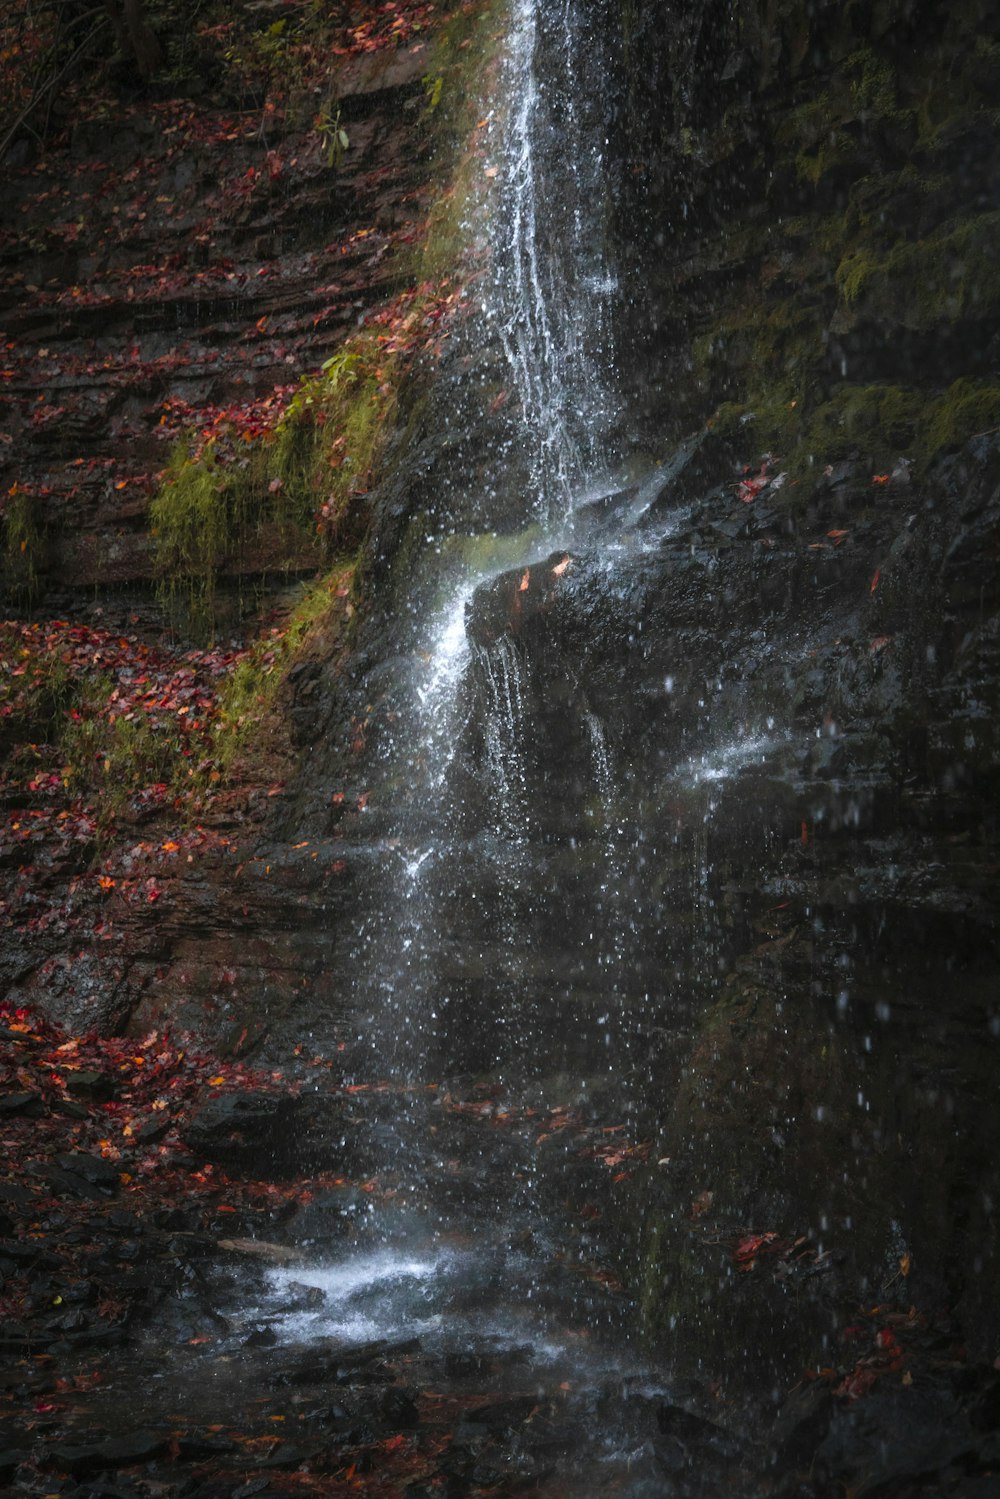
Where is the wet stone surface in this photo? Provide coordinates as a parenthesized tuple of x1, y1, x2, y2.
(3, 1001, 1000, 1496)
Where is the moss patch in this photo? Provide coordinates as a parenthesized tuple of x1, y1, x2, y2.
(1, 488, 44, 606)
(835, 211, 1000, 327)
(712, 377, 1000, 481)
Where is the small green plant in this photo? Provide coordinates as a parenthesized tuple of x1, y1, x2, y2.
(61, 688, 188, 831)
(149, 445, 229, 633)
(224, 16, 293, 108)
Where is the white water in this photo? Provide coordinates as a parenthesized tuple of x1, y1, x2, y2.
(487, 0, 618, 520)
(265, 3, 634, 1389)
(261, 1246, 570, 1362)
(351, 0, 622, 1092)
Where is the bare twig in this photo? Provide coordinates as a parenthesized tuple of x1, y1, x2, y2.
(0, 10, 110, 163)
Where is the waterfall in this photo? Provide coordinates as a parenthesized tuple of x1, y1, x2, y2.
(488, 0, 618, 520)
(585, 708, 628, 981)
(348, 0, 621, 1093)
(478, 635, 530, 846)
(277, 0, 634, 1367)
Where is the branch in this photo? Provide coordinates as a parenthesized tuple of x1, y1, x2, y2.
(0, 10, 111, 163)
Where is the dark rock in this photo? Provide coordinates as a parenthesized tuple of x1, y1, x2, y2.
(465, 1396, 537, 1430)
(29, 1163, 109, 1201)
(55, 1152, 121, 1188)
(657, 1402, 745, 1458)
(0, 1183, 34, 1206)
(231, 1480, 274, 1498)
(375, 1386, 420, 1429)
(815, 1384, 976, 1492)
(0, 1236, 57, 1265)
(52, 1097, 91, 1120)
(243, 1324, 277, 1348)
(286, 1187, 370, 1245)
(132, 1114, 175, 1144)
(175, 1433, 237, 1460)
(74, 1484, 143, 1499)
(0, 1450, 24, 1482)
(180, 1090, 317, 1175)
(0, 1090, 45, 1117)
(64, 1070, 119, 1102)
(106, 1210, 142, 1233)
(259, 1443, 309, 1469)
(771, 1381, 836, 1458)
(97, 1430, 169, 1466)
(281, 1281, 326, 1312)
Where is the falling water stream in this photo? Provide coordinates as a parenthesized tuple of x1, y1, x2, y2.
(15, 4, 995, 1494)
(80, 11, 821, 1490)
(241, 0, 683, 1482)
(75, 4, 824, 1491)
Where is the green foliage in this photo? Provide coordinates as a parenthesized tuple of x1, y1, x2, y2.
(273, 343, 389, 542)
(316, 102, 349, 167)
(149, 446, 230, 633)
(223, 15, 295, 109)
(835, 212, 1000, 326)
(925, 379, 1000, 452)
(61, 686, 188, 829)
(204, 568, 354, 777)
(1, 489, 43, 605)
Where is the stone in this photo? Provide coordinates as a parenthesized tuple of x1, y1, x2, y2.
(0, 1090, 45, 1118)
(55, 1152, 121, 1188)
(181, 1090, 318, 1175)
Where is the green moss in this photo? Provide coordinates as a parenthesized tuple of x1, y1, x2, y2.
(149, 446, 230, 631)
(925, 378, 1000, 451)
(694, 299, 822, 394)
(715, 376, 1000, 483)
(61, 682, 189, 831)
(2, 489, 43, 605)
(202, 565, 356, 778)
(269, 346, 388, 547)
(848, 45, 898, 120)
(441, 523, 546, 576)
(729, 384, 913, 470)
(835, 211, 1000, 326)
(149, 0, 501, 639)
(149, 356, 376, 637)
(413, 1, 504, 282)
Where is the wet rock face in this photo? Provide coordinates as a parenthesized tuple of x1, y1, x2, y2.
(459, 428, 1000, 1366)
(0, 43, 431, 600)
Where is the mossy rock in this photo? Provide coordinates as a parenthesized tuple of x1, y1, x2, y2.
(834, 211, 1000, 330)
